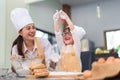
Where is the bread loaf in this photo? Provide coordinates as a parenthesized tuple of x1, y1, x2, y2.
(29, 62, 46, 70)
(34, 71, 49, 78)
(33, 68, 48, 73)
(26, 62, 49, 78)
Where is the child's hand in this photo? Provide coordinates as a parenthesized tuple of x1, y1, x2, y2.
(53, 10, 59, 22)
(59, 10, 68, 20)
(49, 60, 56, 69)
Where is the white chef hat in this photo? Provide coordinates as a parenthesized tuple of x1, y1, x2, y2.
(10, 8, 34, 32)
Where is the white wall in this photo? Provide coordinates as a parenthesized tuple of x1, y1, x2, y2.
(0, 0, 26, 68)
(5, 0, 26, 68)
(0, 0, 6, 67)
(71, 0, 120, 48)
(29, 0, 62, 33)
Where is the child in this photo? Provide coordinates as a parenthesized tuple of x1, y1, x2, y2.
(53, 10, 86, 72)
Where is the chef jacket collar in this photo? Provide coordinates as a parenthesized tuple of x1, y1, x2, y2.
(23, 41, 37, 53)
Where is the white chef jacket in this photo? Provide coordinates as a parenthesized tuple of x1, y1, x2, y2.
(55, 25, 86, 67)
(12, 37, 54, 70)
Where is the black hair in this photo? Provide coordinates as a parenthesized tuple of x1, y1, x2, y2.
(63, 27, 70, 33)
(11, 35, 24, 58)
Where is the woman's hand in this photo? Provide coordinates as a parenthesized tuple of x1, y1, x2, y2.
(10, 54, 22, 60)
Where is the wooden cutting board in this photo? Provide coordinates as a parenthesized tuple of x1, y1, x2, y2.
(26, 72, 84, 79)
(48, 72, 83, 79)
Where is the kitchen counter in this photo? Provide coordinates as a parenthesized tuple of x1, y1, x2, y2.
(1, 76, 83, 80)
(15, 77, 81, 80)
(2, 72, 83, 80)
(16, 74, 83, 80)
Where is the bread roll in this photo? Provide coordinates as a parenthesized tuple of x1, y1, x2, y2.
(34, 71, 49, 78)
(28, 62, 49, 78)
(33, 68, 48, 73)
(29, 62, 46, 70)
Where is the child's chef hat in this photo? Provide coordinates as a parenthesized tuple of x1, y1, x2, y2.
(10, 8, 33, 32)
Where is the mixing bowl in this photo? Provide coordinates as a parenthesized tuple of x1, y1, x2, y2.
(0, 68, 9, 76)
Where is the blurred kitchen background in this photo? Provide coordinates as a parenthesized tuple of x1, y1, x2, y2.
(1, 0, 120, 68)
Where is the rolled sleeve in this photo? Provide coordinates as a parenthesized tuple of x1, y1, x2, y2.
(12, 45, 18, 55)
(55, 31, 61, 36)
(70, 25, 86, 62)
(55, 31, 64, 51)
(71, 25, 86, 39)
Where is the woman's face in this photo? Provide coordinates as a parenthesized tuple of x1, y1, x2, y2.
(62, 29, 74, 45)
(19, 23, 36, 41)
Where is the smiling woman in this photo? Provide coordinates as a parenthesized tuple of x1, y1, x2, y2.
(10, 8, 59, 76)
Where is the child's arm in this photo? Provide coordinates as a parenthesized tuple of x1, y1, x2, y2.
(53, 10, 60, 32)
(53, 10, 64, 51)
(59, 10, 74, 31)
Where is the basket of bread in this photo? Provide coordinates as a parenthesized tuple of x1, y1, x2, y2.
(81, 57, 120, 80)
(26, 62, 49, 78)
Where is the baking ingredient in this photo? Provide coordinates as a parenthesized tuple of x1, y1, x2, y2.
(98, 58, 105, 63)
(83, 70, 92, 78)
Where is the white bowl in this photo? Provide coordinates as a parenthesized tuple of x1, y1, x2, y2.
(16, 69, 31, 77)
(0, 68, 9, 76)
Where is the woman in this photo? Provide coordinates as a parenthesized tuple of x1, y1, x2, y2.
(53, 10, 86, 72)
(10, 8, 55, 75)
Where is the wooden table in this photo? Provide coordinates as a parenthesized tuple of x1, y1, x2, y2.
(16, 77, 81, 80)
(15, 72, 84, 80)
(1, 72, 83, 80)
